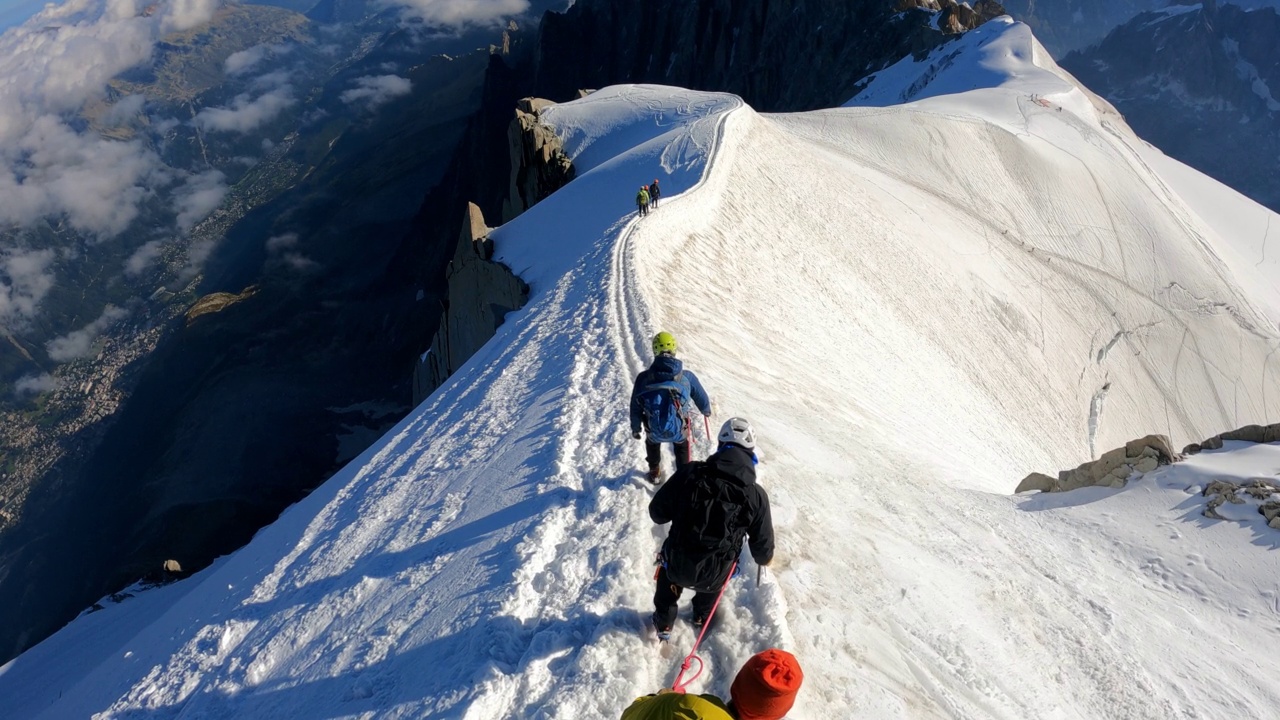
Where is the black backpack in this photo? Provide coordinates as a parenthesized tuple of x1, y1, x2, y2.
(664, 465, 751, 591)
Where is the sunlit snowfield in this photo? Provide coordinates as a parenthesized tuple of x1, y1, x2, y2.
(3, 18, 1279, 720)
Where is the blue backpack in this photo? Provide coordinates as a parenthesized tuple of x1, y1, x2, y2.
(640, 375, 692, 443)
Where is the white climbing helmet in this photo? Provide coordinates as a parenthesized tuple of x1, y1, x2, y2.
(718, 417, 756, 450)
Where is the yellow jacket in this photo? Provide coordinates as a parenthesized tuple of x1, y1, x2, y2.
(620, 691, 734, 719)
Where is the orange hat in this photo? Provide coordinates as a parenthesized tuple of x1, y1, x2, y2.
(729, 649, 803, 720)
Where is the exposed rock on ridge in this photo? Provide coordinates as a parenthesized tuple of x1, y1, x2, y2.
(1017, 434, 1180, 493)
(1018, 424, 1280, 532)
(897, 0, 1007, 34)
(1182, 422, 1280, 455)
(413, 204, 528, 404)
(503, 98, 575, 223)
(412, 96, 567, 405)
(1200, 478, 1280, 528)
(534, 0, 1008, 111)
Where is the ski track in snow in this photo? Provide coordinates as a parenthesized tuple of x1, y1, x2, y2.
(4, 27, 1280, 720)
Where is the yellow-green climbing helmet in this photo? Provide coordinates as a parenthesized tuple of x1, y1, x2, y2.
(652, 331, 677, 356)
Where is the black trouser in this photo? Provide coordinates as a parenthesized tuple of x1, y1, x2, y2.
(646, 438, 691, 471)
(637, 203, 648, 216)
(653, 565, 718, 630)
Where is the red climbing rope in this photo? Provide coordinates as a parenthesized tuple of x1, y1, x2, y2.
(671, 560, 737, 693)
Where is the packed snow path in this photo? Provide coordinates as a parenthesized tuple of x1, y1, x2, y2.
(4, 21, 1280, 719)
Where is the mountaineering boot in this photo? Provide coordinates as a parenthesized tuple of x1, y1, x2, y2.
(691, 607, 718, 634)
(651, 612, 672, 642)
(646, 465, 662, 484)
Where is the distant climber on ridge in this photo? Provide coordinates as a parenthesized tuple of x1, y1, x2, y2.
(620, 648, 803, 719)
(649, 179, 661, 209)
(631, 331, 711, 482)
(637, 185, 651, 216)
(648, 417, 774, 636)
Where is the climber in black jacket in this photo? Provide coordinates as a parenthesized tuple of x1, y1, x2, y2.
(649, 417, 774, 635)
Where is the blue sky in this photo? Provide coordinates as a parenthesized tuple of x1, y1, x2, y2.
(0, 0, 48, 32)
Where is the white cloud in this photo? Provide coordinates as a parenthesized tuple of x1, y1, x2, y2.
(124, 240, 165, 276)
(102, 94, 147, 126)
(1, 2, 156, 121)
(281, 252, 318, 272)
(161, 0, 220, 33)
(194, 86, 295, 133)
(151, 116, 182, 136)
(174, 169, 228, 230)
(1, 116, 171, 236)
(340, 74, 413, 109)
(0, 248, 56, 326)
(45, 304, 129, 362)
(177, 237, 216, 283)
(248, 69, 293, 91)
(14, 373, 60, 397)
(378, 0, 529, 27)
(264, 233, 314, 271)
(224, 42, 292, 76)
(0, 0, 225, 244)
(265, 232, 298, 252)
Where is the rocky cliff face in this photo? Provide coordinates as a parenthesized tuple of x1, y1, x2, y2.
(533, 0, 1007, 111)
(1061, 3, 1280, 213)
(413, 96, 569, 403)
(502, 98, 576, 223)
(899, 0, 1007, 34)
(413, 204, 528, 404)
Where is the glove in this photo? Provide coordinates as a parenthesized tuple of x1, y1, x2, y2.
(632, 431, 642, 440)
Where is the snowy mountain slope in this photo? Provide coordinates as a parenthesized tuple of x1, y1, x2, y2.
(3, 20, 1280, 720)
(850, 17, 1280, 324)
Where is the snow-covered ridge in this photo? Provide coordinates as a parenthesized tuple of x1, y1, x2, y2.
(3, 19, 1279, 720)
(848, 19, 1097, 110)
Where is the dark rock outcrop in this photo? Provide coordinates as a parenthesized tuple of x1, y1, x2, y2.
(1183, 423, 1280, 455)
(412, 96, 566, 402)
(503, 98, 575, 222)
(412, 204, 528, 404)
(898, 0, 1007, 34)
(1017, 434, 1179, 493)
(1261, 499, 1280, 527)
(1061, 3, 1280, 213)
(533, 0, 1007, 112)
(1201, 478, 1280, 527)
